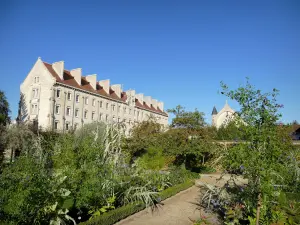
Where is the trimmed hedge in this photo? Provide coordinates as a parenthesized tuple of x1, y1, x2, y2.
(80, 179, 195, 225)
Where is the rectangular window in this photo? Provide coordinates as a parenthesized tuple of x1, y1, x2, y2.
(66, 107, 71, 116)
(67, 92, 72, 101)
(112, 104, 115, 111)
(32, 88, 39, 98)
(106, 114, 109, 121)
(129, 109, 131, 115)
(99, 113, 102, 120)
(74, 123, 78, 130)
(113, 116, 116, 122)
(137, 111, 139, 117)
(92, 99, 96, 107)
(106, 103, 109, 110)
(118, 118, 121, 123)
(66, 123, 70, 131)
(100, 101, 103, 108)
(54, 121, 59, 130)
(118, 105, 121, 112)
(55, 105, 60, 114)
(84, 110, 88, 119)
(124, 107, 127, 113)
(85, 97, 88, 105)
(75, 109, 79, 117)
(31, 104, 38, 114)
(92, 112, 95, 120)
(57, 89, 61, 98)
(76, 94, 80, 103)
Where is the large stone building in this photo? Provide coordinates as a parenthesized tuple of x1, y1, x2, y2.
(20, 58, 168, 133)
(211, 101, 235, 128)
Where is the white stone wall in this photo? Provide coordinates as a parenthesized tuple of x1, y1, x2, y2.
(20, 58, 169, 132)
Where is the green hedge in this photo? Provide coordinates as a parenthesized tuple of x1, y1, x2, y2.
(80, 179, 194, 225)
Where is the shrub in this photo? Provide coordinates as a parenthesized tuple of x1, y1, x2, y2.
(80, 180, 195, 225)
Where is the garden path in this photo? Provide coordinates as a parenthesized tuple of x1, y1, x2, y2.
(115, 174, 246, 225)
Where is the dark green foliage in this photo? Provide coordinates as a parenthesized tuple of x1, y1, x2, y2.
(167, 105, 205, 130)
(0, 90, 10, 126)
(79, 180, 194, 225)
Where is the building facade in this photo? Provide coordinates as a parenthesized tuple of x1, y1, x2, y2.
(211, 101, 235, 128)
(20, 58, 168, 133)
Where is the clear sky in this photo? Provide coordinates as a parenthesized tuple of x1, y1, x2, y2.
(0, 0, 299, 124)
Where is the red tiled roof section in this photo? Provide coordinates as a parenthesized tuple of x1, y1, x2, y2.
(135, 99, 168, 116)
(43, 61, 167, 116)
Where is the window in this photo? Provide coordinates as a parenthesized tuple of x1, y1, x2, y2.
(56, 89, 61, 98)
(85, 97, 88, 105)
(100, 101, 103, 108)
(76, 94, 80, 103)
(66, 107, 71, 116)
(31, 104, 38, 114)
(124, 107, 127, 113)
(113, 116, 116, 122)
(84, 110, 88, 119)
(32, 88, 39, 98)
(129, 109, 131, 115)
(74, 123, 78, 130)
(67, 92, 72, 101)
(118, 118, 121, 123)
(118, 105, 121, 112)
(54, 121, 59, 130)
(112, 104, 115, 111)
(92, 112, 95, 120)
(99, 113, 103, 120)
(137, 111, 139, 117)
(75, 109, 79, 117)
(106, 103, 109, 110)
(106, 114, 109, 121)
(92, 99, 96, 107)
(66, 122, 70, 131)
(55, 105, 60, 114)
(34, 76, 39, 83)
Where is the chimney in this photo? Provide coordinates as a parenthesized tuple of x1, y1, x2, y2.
(70, 68, 82, 85)
(52, 61, 64, 80)
(111, 84, 122, 98)
(99, 79, 110, 94)
(144, 96, 152, 107)
(86, 74, 97, 90)
(158, 102, 164, 111)
(151, 99, 158, 109)
(135, 93, 144, 103)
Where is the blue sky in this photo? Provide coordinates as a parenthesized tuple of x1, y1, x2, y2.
(0, 0, 299, 124)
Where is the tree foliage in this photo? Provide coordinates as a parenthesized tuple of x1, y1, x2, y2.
(219, 78, 299, 224)
(167, 105, 205, 130)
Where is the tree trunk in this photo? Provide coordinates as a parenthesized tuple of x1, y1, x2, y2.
(256, 192, 261, 225)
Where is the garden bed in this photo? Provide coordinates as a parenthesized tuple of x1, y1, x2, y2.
(80, 179, 195, 225)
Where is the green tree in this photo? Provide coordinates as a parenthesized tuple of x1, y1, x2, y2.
(167, 105, 205, 130)
(0, 90, 10, 126)
(220, 78, 297, 224)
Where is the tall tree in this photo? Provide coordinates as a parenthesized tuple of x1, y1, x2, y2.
(0, 90, 10, 126)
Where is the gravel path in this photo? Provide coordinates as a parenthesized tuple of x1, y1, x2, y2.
(115, 174, 242, 225)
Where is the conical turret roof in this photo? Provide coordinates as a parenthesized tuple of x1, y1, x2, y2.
(211, 106, 218, 115)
